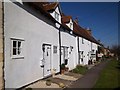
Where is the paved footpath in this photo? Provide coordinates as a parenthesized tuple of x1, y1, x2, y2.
(64, 60, 110, 89)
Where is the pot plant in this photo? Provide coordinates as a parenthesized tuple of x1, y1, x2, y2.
(59, 82, 65, 88)
(46, 79, 52, 86)
(51, 68, 56, 77)
(60, 63, 65, 74)
(65, 67, 69, 71)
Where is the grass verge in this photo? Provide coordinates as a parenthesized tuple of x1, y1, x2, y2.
(93, 59, 120, 89)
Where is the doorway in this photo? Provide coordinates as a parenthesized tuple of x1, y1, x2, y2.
(61, 46, 69, 64)
(42, 44, 51, 77)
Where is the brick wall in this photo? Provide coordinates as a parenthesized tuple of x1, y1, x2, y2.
(0, 1, 3, 89)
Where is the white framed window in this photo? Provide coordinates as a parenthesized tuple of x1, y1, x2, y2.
(79, 51, 84, 59)
(70, 46, 73, 52)
(11, 38, 24, 59)
(69, 23, 73, 29)
(53, 46, 57, 54)
(64, 47, 68, 59)
(55, 11, 59, 21)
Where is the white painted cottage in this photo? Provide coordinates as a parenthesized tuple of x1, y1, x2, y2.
(0, 0, 101, 89)
(60, 14, 78, 70)
(73, 21, 99, 65)
(4, 1, 61, 88)
(42, 3, 79, 70)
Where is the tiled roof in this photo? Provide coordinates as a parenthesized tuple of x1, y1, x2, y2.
(30, 2, 71, 31)
(61, 14, 72, 31)
(62, 15, 72, 23)
(73, 21, 100, 44)
(28, 2, 58, 23)
(30, 2, 100, 45)
(43, 2, 59, 11)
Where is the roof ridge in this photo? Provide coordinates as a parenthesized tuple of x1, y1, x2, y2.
(42, 2, 59, 11)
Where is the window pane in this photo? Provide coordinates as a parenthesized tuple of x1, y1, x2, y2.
(82, 38, 84, 44)
(64, 47, 68, 59)
(55, 12, 57, 19)
(70, 23, 72, 28)
(13, 48, 16, 55)
(18, 41, 21, 48)
(57, 13, 59, 20)
(18, 48, 21, 55)
(13, 41, 17, 47)
(57, 14, 59, 20)
(18, 41, 21, 55)
(53, 46, 57, 54)
(55, 12, 59, 21)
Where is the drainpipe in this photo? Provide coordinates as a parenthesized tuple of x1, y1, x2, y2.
(2, 2, 5, 89)
(59, 28, 61, 73)
(77, 36, 80, 64)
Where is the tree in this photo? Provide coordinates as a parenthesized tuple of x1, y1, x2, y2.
(110, 45, 120, 60)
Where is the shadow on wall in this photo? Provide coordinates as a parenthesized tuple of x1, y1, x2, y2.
(13, 2, 57, 29)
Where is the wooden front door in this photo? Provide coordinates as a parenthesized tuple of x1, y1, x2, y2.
(43, 44, 51, 77)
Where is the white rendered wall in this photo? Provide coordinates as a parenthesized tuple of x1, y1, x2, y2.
(92, 42, 98, 51)
(91, 42, 98, 61)
(61, 30, 78, 70)
(4, 2, 59, 88)
(79, 37, 91, 65)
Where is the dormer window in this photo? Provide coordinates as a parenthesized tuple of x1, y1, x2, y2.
(70, 23, 73, 29)
(55, 11, 59, 21)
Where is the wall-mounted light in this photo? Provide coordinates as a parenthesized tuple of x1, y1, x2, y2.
(92, 49, 95, 52)
(70, 46, 73, 52)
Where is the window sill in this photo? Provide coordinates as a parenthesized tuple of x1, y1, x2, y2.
(11, 56, 24, 59)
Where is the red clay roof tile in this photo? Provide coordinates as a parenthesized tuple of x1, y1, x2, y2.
(43, 2, 59, 11)
(62, 15, 72, 24)
(30, 2, 99, 45)
(73, 21, 99, 44)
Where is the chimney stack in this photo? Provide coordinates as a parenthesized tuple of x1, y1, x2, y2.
(86, 27, 92, 35)
(98, 40, 101, 43)
(74, 17, 79, 24)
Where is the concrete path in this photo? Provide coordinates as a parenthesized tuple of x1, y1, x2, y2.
(54, 74, 78, 81)
(25, 80, 60, 88)
(64, 60, 109, 89)
(24, 72, 81, 89)
(48, 73, 82, 88)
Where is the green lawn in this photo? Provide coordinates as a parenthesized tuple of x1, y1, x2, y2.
(93, 59, 120, 89)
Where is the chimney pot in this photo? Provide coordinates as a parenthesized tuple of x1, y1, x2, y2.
(86, 28, 92, 35)
(74, 17, 79, 24)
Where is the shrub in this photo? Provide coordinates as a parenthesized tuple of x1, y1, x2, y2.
(72, 65, 88, 75)
(46, 79, 51, 86)
(61, 63, 65, 70)
(59, 83, 65, 88)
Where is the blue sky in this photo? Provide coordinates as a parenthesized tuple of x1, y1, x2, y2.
(60, 2, 118, 48)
